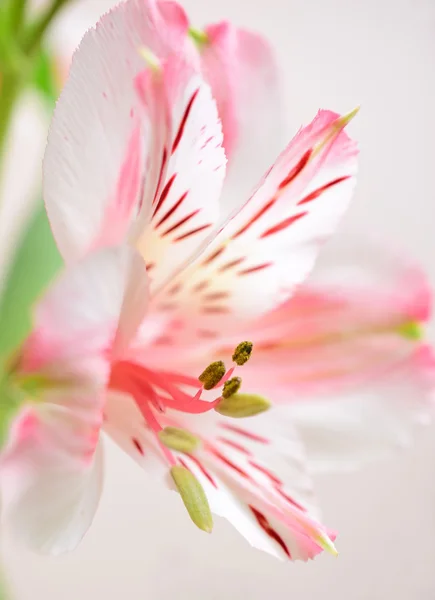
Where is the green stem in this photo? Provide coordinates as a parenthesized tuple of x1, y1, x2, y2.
(0, 71, 21, 174)
(21, 0, 69, 54)
(8, 0, 28, 33)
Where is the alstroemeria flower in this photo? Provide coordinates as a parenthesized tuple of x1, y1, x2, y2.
(41, 0, 358, 561)
(0, 246, 148, 554)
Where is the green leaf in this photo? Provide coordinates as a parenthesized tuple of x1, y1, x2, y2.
(0, 204, 63, 360)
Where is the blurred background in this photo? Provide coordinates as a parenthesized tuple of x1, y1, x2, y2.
(2, 0, 435, 598)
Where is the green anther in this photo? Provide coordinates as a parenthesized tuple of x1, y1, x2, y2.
(397, 321, 423, 341)
(159, 427, 201, 453)
(198, 360, 226, 390)
(222, 377, 242, 399)
(188, 26, 209, 47)
(232, 341, 253, 366)
(138, 46, 161, 71)
(170, 465, 213, 533)
(215, 393, 270, 418)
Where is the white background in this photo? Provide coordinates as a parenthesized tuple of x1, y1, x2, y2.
(4, 0, 435, 597)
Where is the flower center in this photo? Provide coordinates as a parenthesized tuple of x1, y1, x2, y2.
(108, 342, 254, 465)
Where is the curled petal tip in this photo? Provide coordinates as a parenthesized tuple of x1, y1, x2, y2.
(316, 531, 339, 557)
(336, 106, 360, 128)
(313, 106, 360, 157)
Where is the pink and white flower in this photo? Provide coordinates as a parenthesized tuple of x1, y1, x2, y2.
(38, 0, 358, 561)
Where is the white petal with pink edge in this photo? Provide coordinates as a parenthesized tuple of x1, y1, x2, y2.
(200, 23, 286, 215)
(43, 0, 190, 263)
(103, 389, 335, 561)
(133, 54, 226, 291)
(20, 245, 148, 379)
(44, 0, 226, 294)
(150, 109, 358, 342)
(0, 405, 104, 555)
(221, 239, 433, 401)
(0, 246, 148, 554)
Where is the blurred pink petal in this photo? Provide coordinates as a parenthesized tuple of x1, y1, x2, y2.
(199, 22, 285, 212)
(0, 246, 148, 554)
(234, 242, 433, 400)
(288, 344, 435, 473)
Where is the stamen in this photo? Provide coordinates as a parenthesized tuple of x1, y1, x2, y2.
(170, 465, 213, 533)
(199, 361, 226, 390)
(161, 394, 221, 414)
(232, 341, 253, 366)
(218, 367, 235, 386)
(159, 427, 201, 453)
(222, 377, 242, 398)
(215, 393, 271, 418)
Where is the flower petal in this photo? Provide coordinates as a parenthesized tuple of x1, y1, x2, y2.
(44, 0, 226, 294)
(219, 241, 433, 400)
(288, 345, 435, 473)
(133, 53, 226, 291)
(200, 22, 286, 213)
(20, 245, 148, 381)
(0, 404, 104, 555)
(180, 411, 334, 561)
(103, 391, 333, 561)
(43, 0, 189, 263)
(151, 109, 358, 339)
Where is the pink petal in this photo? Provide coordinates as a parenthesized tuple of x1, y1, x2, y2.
(226, 241, 433, 400)
(289, 346, 435, 473)
(200, 23, 286, 214)
(0, 403, 104, 555)
(20, 246, 148, 380)
(150, 109, 358, 341)
(43, 0, 190, 263)
(103, 390, 333, 561)
(132, 53, 226, 291)
(182, 411, 333, 561)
